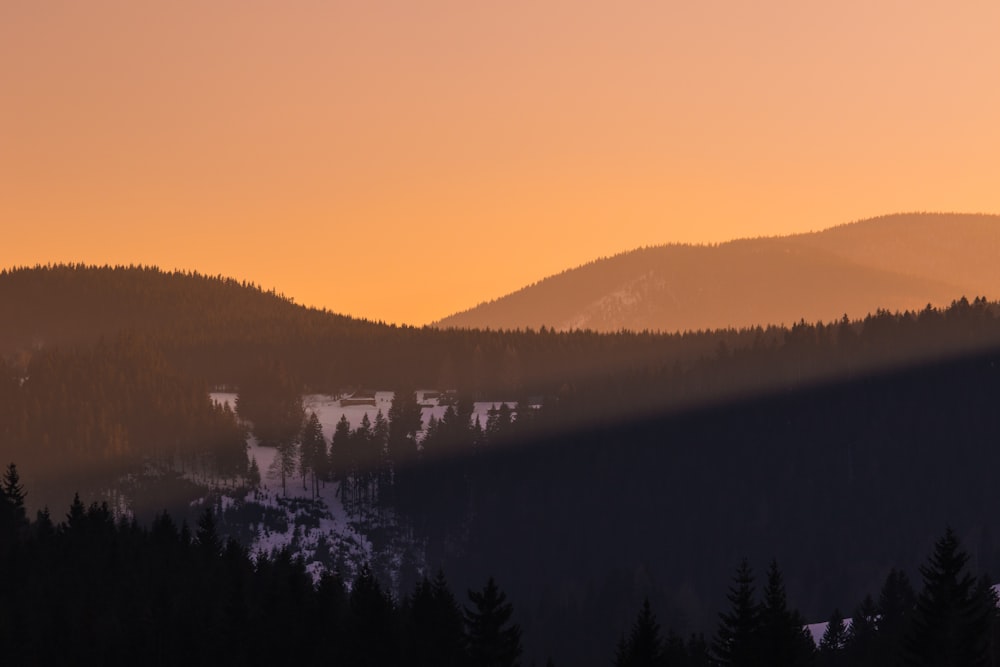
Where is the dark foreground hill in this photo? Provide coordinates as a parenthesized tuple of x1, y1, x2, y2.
(435, 212, 1000, 332)
(436, 343, 1000, 664)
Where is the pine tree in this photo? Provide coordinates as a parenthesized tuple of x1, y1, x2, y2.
(845, 594, 878, 665)
(276, 438, 298, 497)
(616, 598, 666, 666)
(874, 567, 915, 665)
(904, 528, 996, 667)
(817, 609, 847, 667)
(713, 559, 761, 666)
(195, 507, 221, 558)
(353, 413, 373, 506)
(300, 412, 326, 498)
(465, 577, 522, 667)
(404, 571, 467, 666)
(331, 414, 351, 493)
(347, 564, 398, 666)
(1, 462, 27, 532)
(486, 403, 513, 443)
(247, 456, 261, 488)
(758, 559, 814, 666)
(373, 410, 391, 513)
(388, 387, 422, 467)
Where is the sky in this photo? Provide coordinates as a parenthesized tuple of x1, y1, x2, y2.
(3, 1, 999, 325)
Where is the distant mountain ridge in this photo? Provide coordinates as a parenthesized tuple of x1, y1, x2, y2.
(434, 213, 1000, 332)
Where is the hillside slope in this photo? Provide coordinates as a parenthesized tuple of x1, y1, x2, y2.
(435, 213, 1000, 332)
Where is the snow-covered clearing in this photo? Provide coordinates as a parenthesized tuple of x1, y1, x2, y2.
(205, 391, 515, 587)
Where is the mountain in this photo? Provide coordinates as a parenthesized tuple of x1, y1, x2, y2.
(434, 213, 1000, 332)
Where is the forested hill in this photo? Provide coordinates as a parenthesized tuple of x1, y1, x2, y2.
(0, 264, 382, 351)
(9, 265, 1000, 663)
(435, 212, 1000, 333)
(4, 264, 1000, 406)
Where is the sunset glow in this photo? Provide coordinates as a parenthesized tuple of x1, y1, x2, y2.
(4, 1, 999, 325)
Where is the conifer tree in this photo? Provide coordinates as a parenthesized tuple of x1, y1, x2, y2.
(388, 387, 422, 467)
(465, 577, 522, 667)
(904, 528, 997, 667)
(353, 413, 373, 506)
(1, 463, 27, 534)
(195, 507, 221, 558)
(758, 559, 814, 666)
(713, 559, 761, 666)
(300, 412, 326, 497)
(404, 571, 467, 666)
(486, 403, 513, 443)
(331, 414, 351, 493)
(33, 506, 55, 542)
(615, 598, 666, 666)
(247, 456, 261, 488)
(845, 594, 878, 665)
(817, 609, 847, 666)
(874, 567, 915, 664)
(347, 564, 398, 666)
(373, 410, 392, 511)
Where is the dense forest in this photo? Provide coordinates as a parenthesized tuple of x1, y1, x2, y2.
(3, 469, 999, 666)
(5, 263, 1000, 402)
(6, 265, 1000, 663)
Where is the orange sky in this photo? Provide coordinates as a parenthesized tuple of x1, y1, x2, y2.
(3, 2, 999, 325)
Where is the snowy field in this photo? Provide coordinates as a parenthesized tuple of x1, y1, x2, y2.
(211, 390, 513, 444)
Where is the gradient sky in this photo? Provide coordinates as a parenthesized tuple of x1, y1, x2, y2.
(3, 2, 999, 325)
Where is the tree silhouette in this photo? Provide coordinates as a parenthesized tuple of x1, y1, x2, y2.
(817, 609, 847, 666)
(465, 577, 522, 667)
(614, 598, 666, 666)
(714, 559, 761, 666)
(0, 462, 27, 539)
(758, 559, 814, 666)
(300, 412, 326, 498)
(904, 528, 997, 667)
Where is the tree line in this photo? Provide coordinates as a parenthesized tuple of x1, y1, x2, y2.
(0, 464, 524, 666)
(0, 333, 247, 511)
(4, 465, 999, 666)
(6, 265, 1000, 405)
(614, 528, 999, 666)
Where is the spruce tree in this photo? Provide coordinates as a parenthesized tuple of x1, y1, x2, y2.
(904, 528, 996, 667)
(347, 564, 398, 666)
(1, 463, 27, 533)
(874, 567, 915, 665)
(404, 571, 467, 666)
(713, 559, 761, 667)
(300, 412, 326, 497)
(195, 507, 221, 559)
(388, 387, 422, 466)
(845, 594, 878, 665)
(247, 456, 261, 488)
(465, 577, 522, 667)
(758, 559, 814, 666)
(817, 609, 847, 666)
(616, 598, 666, 666)
(331, 414, 351, 493)
(372, 409, 391, 508)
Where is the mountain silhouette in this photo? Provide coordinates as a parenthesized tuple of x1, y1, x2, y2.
(434, 213, 1000, 332)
